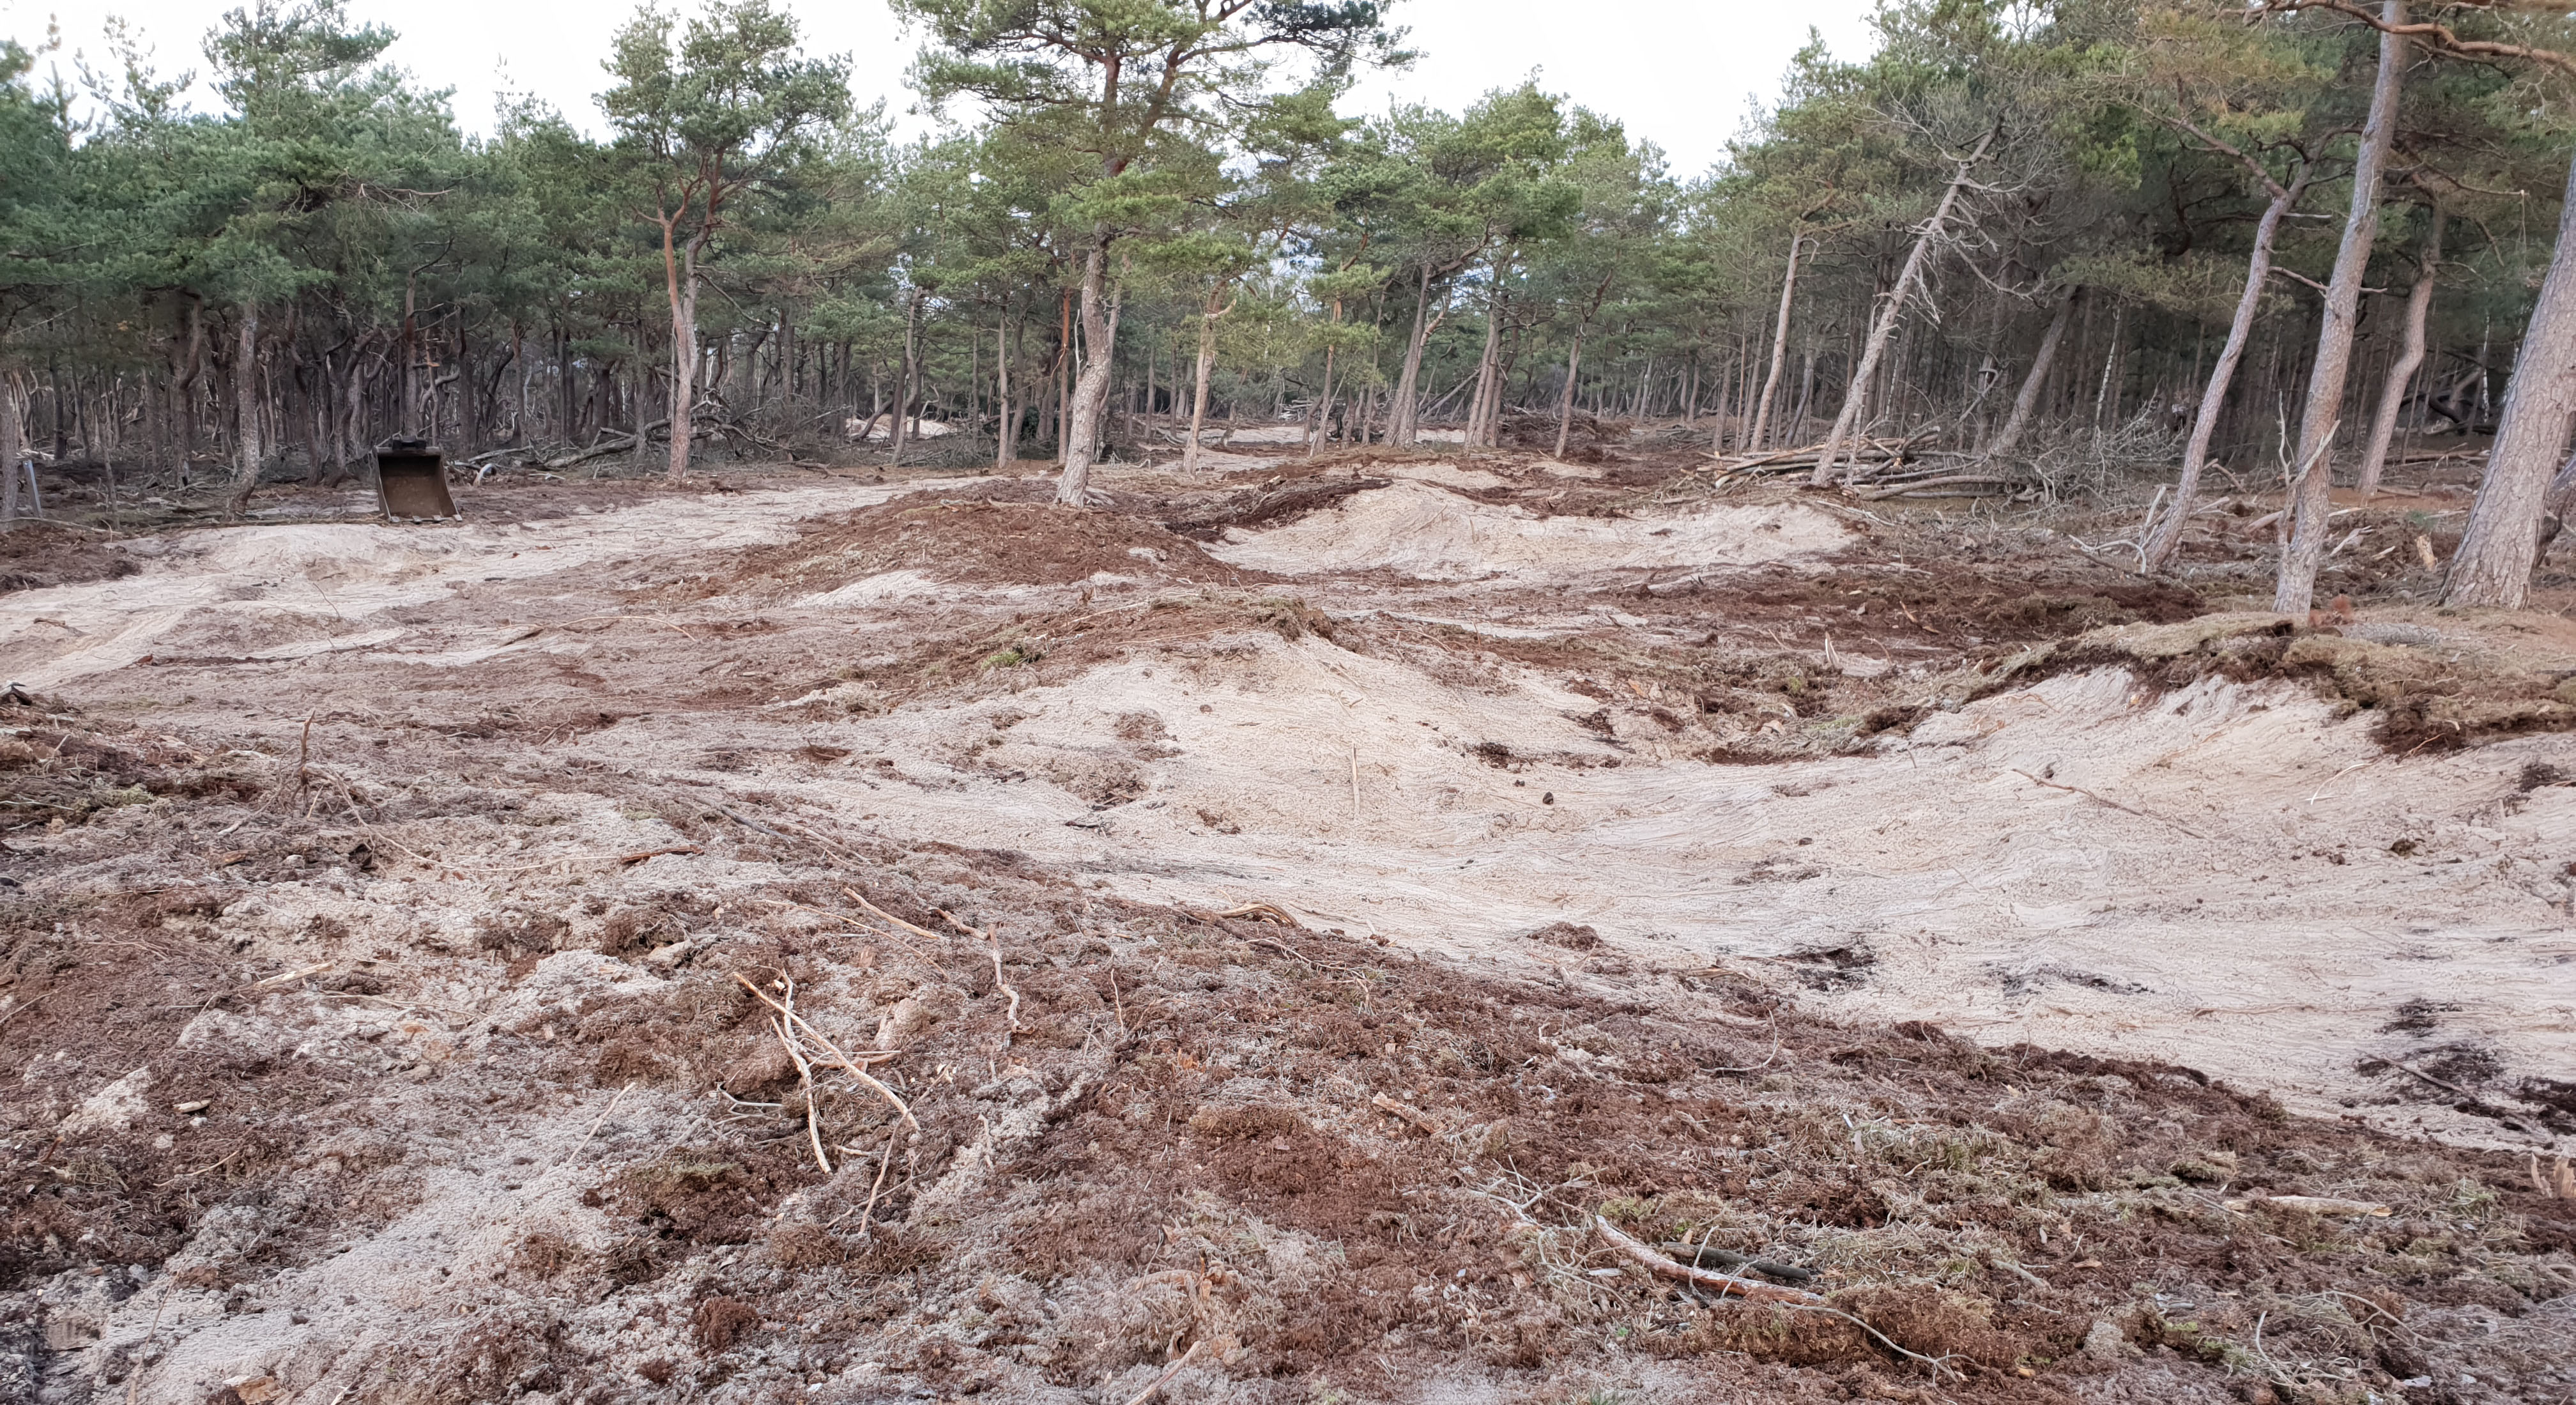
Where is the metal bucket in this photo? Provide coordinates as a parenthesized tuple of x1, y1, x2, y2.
(374, 441, 458, 521)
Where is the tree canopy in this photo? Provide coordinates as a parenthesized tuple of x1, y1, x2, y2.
(10, 0, 2576, 600)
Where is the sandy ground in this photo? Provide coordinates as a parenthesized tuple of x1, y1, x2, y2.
(8, 470, 2565, 1146)
(6, 456, 2575, 1404)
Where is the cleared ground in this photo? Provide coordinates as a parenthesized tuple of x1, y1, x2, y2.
(4, 444, 2574, 1404)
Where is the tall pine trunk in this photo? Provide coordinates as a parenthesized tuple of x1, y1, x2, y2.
(2358, 210, 2442, 498)
(0, 371, 22, 525)
(1388, 265, 1445, 447)
(663, 224, 701, 484)
(2142, 172, 2311, 572)
(1812, 127, 1995, 485)
(229, 307, 264, 514)
(1468, 267, 1507, 448)
(2446, 151, 2576, 607)
(1552, 323, 1588, 459)
(892, 289, 920, 467)
(1747, 231, 1805, 451)
(1183, 288, 1227, 473)
(1056, 236, 1117, 504)
(995, 321, 1013, 471)
(2276, 1, 2405, 614)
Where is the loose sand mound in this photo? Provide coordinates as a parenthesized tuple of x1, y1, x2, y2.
(1202, 479, 1846, 579)
(0, 486, 879, 687)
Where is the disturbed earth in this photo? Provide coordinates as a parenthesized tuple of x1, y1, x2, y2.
(4, 436, 2576, 1404)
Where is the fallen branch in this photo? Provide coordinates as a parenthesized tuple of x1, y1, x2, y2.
(843, 887, 946, 944)
(733, 974, 916, 1133)
(1590, 1215, 1823, 1305)
(1850, 473, 2021, 502)
(772, 1014, 833, 1174)
(1595, 1217, 1963, 1377)
(941, 909, 1027, 1043)
(2221, 1194, 2391, 1218)
(1119, 1340, 1206, 1405)
(1372, 1093, 1445, 1136)
(617, 845, 702, 865)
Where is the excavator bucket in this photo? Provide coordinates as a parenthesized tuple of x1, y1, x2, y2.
(374, 441, 459, 521)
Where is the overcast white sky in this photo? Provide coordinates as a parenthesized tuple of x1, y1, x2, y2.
(7, 0, 1880, 177)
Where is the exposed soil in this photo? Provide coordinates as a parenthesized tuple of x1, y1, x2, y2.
(687, 493, 1255, 599)
(3, 437, 2573, 1404)
(0, 523, 141, 595)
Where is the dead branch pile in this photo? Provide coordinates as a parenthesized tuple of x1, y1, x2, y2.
(1701, 438, 2030, 500)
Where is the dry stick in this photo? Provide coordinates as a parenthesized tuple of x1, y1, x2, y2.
(0, 988, 54, 1032)
(854, 1123, 901, 1235)
(942, 909, 1026, 1041)
(843, 886, 946, 944)
(1107, 966, 1127, 1033)
(1591, 1215, 1822, 1305)
(617, 844, 703, 865)
(1591, 1218, 1961, 1377)
(772, 1015, 834, 1175)
(125, 1273, 180, 1405)
(1119, 1340, 1207, 1405)
(295, 713, 314, 811)
(756, 897, 939, 967)
(556, 1080, 638, 1172)
(733, 974, 916, 1132)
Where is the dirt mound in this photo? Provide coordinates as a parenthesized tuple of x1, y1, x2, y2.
(1201, 480, 1848, 580)
(683, 496, 1252, 598)
(1986, 611, 2576, 752)
(0, 523, 140, 595)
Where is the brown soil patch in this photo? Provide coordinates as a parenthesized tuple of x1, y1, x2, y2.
(0, 523, 139, 595)
(687, 495, 1252, 597)
(1987, 612, 2576, 753)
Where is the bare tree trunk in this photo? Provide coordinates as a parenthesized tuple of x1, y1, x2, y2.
(1982, 286, 2078, 463)
(1056, 236, 1117, 504)
(1468, 271, 1506, 448)
(1552, 323, 1588, 459)
(2446, 151, 2576, 607)
(0, 371, 21, 525)
(1812, 127, 1996, 485)
(1747, 231, 1805, 451)
(229, 307, 264, 514)
(2142, 171, 2312, 573)
(995, 320, 1012, 471)
(1388, 265, 1448, 447)
(664, 229, 702, 484)
(1182, 288, 1229, 473)
(1308, 342, 1337, 458)
(2276, 0, 2405, 614)
(2358, 208, 2442, 498)
(891, 288, 919, 467)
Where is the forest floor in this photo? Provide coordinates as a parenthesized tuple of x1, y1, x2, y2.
(4, 426, 2576, 1405)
